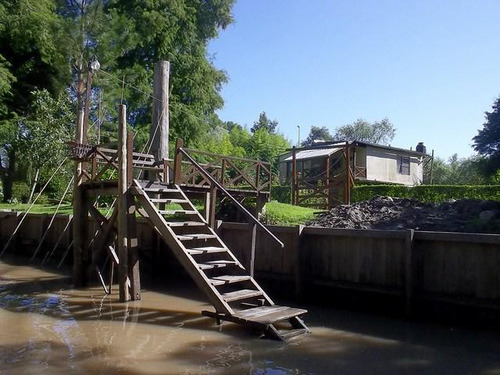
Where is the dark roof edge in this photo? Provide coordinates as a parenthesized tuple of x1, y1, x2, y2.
(284, 140, 430, 157)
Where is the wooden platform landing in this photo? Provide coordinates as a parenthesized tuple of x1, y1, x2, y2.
(202, 305, 310, 341)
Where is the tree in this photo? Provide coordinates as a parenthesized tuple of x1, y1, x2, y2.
(473, 97, 500, 175)
(0, 0, 70, 201)
(248, 128, 290, 168)
(97, 0, 235, 148)
(302, 126, 333, 147)
(251, 112, 278, 134)
(333, 118, 396, 145)
(425, 154, 488, 185)
(0, 0, 236, 199)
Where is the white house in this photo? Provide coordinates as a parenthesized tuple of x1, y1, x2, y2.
(278, 141, 429, 208)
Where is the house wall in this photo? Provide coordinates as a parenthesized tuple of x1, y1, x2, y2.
(364, 146, 423, 185)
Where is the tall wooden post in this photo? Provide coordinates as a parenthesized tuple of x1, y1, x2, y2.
(117, 105, 141, 302)
(345, 145, 351, 204)
(325, 156, 331, 209)
(291, 147, 297, 205)
(151, 61, 170, 163)
(73, 96, 87, 287)
(173, 138, 183, 184)
(127, 131, 141, 300)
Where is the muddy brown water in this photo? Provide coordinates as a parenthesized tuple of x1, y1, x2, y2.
(0, 260, 499, 375)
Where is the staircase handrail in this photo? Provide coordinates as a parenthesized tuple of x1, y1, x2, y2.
(178, 147, 284, 248)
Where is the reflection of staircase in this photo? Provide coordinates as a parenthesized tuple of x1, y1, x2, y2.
(132, 179, 310, 341)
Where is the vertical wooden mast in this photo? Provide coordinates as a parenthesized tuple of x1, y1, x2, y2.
(151, 61, 170, 165)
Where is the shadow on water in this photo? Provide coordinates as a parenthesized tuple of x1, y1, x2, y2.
(0, 259, 500, 374)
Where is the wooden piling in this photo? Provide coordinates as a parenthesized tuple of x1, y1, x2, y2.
(151, 61, 170, 164)
(117, 105, 140, 301)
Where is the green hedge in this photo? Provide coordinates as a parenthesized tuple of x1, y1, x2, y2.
(271, 185, 291, 204)
(352, 185, 500, 203)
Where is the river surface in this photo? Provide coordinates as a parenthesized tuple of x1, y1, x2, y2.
(0, 259, 499, 375)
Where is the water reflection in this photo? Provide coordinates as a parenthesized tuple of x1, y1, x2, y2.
(0, 260, 499, 375)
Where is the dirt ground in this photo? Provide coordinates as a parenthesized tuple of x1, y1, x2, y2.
(308, 196, 500, 234)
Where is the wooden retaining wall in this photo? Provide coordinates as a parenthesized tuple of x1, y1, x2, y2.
(216, 222, 500, 313)
(1, 212, 499, 314)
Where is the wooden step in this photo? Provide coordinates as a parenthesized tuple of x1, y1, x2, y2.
(176, 233, 217, 241)
(150, 198, 188, 204)
(187, 246, 228, 255)
(198, 260, 237, 270)
(141, 187, 179, 194)
(166, 221, 205, 227)
(135, 181, 179, 194)
(273, 328, 309, 341)
(221, 289, 263, 302)
(159, 209, 197, 215)
(210, 275, 251, 286)
(233, 306, 308, 324)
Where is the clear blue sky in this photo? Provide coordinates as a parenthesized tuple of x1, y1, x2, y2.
(208, 0, 500, 160)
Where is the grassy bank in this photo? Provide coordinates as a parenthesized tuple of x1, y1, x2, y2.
(262, 201, 322, 226)
(0, 201, 322, 226)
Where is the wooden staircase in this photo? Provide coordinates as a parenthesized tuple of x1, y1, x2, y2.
(131, 179, 310, 341)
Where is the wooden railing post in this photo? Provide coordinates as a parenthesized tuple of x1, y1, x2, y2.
(255, 162, 261, 192)
(292, 146, 297, 205)
(221, 158, 226, 188)
(325, 156, 331, 209)
(127, 131, 134, 186)
(345, 145, 351, 204)
(173, 138, 183, 184)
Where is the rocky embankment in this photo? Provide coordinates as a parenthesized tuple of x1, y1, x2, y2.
(308, 196, 500, 233)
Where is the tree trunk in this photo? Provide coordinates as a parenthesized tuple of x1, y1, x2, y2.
(27, 169, 39, 204)
(0, 149, 15, 202)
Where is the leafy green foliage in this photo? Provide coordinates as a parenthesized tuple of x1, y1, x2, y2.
(271, 185, 291, 204)
(424, 154, 491, 185)
(352, 184, 500, 203)
(333, 118, 395, 145)
(473, 96, 500, 175)
(250, 112, 278, 134)
(301, 126, 333, 147)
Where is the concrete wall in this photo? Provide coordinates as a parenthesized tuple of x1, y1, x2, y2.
(365, 146, 423, 185)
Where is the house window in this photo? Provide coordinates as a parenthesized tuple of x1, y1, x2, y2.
(399, 156, 410, 175)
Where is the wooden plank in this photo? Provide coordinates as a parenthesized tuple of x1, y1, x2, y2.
(176, 234, 217, 241)
(187, 246, 228, 253)
(198, 260, 238, 270)
(404, 229, 415, 316)
(221, 289, 263, 302)
(235, 306, 289, 320)
(210, 275, 251, 286)
(166, 221, 205, 227)
(158, 209, 197, 215)
(233, 306, 308, 324)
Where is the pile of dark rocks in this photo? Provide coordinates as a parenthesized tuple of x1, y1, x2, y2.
(308, 196, 500, 233)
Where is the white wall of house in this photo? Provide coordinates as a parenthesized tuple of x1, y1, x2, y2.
(364, 146, 423, 185)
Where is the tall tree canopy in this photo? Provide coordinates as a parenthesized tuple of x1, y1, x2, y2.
(301, 126, 333, 147)
(333, 118, 396, 145)
(250, 112, 278, 134)
(0, 0, 235, 201)
(473, 97, 500, 175)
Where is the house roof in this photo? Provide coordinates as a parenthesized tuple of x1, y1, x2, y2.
(282, 141, 429, 162)
(283, 143, 346, 161)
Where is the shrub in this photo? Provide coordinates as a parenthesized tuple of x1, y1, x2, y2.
(271, 185, 291, 204)
(352, 184, 500, 203)
(12, 182, 31, 203)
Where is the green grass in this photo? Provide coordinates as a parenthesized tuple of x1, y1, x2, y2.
(0, 203, 74, 215)
(262, 201, 323, 226)
(0, 201, 322, 227)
